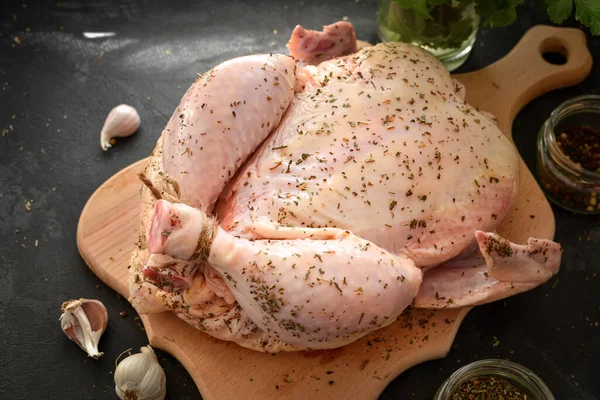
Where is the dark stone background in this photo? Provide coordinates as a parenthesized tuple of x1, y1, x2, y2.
(1, 0, 598, 398)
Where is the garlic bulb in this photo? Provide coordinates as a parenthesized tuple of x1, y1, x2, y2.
(60, 298, 108, 358)
(100, 104, 140, 151)
(114, 346, 166, 400)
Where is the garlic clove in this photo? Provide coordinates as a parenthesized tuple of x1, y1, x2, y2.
(60, 298, 108, 359)
(115, 345, 166, 400)
(100, 104, 141, 151)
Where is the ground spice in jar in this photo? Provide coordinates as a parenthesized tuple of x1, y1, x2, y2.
(556, 125, 600, 172)
(451, 376, 530, 399)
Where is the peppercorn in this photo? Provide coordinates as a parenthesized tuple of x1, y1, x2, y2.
(537, 124, 600, 213)
(556, 125, 600, 172)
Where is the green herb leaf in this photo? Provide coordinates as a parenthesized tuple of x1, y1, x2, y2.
(574, 0, 600, 35)
(384, 1, 428, 42)
(446, 16, 476, 48)
(428, 0, 452, 5)
(546, 0, 573, 23)
(432, 0, 474, 4)
(476, 0, 524, 27)
(393, 0, 433, 20)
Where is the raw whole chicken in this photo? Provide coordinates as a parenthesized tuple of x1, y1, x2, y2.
(129, 22, 561, 352)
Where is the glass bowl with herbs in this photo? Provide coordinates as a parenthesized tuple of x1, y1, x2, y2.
(434, 359, 554, 400)
(377, 0, 480, 72)
(536, 95, 600, 214)
(377, 0, 600, 72)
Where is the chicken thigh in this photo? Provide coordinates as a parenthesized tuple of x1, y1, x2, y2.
(128, 22, 561, 352)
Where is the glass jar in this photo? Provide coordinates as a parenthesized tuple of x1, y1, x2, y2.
(434, 359, 554, 399)
(377, 0, 480, 72)
(536, 95, 600, 214)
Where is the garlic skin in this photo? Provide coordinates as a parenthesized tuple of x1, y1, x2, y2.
(60, 298, 108, 359)
(115, 346, 166, 400)
(100, 104, 140, 151)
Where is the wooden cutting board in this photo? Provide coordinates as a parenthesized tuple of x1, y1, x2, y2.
(77, 25, 591, 399)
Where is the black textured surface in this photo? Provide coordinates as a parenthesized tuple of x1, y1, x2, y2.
(1, 1, 598, 399)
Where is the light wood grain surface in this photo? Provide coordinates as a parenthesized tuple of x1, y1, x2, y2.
(77, 25, 591, 400)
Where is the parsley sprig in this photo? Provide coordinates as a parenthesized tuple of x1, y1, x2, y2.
(393, 0, 599, 35)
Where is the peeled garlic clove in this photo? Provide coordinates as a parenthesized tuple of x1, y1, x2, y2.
(100, 104, 140, 151)
(115, 346, 166, 400)
(60, 298, 108, 359)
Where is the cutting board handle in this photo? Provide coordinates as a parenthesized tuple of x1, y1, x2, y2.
(454, 25, 593, 136)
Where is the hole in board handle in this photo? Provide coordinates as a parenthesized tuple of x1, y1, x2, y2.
(539, 37, 569, 66)
(542, 51, 567, 65)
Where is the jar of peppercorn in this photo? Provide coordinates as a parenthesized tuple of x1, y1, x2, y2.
(434, 359, 554, 399)
(536, 95, 600, 214)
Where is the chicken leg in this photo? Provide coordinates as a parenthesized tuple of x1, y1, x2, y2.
(161, 53, 296, 210)
(146, 199, 422, 349)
